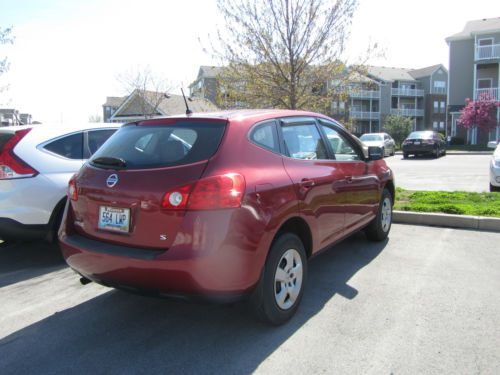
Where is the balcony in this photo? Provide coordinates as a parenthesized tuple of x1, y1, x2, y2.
(475, 87, 499, 100)
(432, 87, 447, 95)
(475, 43, 500, 61)
(390, 108, 424, 117)
(391, 88, 425, 96)
(349, 89, 381, 99)
(350, 111, 380, 120)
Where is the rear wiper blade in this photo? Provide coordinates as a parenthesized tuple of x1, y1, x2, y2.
(91, 156, 127, 168)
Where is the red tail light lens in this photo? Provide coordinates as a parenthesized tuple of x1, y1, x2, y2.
(422, 139, 434, 144)
(161, 173, 246, 211)
(68, 175, 78, 201)
(0, 128, 38, 180)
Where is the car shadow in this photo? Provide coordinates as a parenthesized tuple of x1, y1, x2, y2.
(0, 232, 388, 374)
(0, 241, 66, 288)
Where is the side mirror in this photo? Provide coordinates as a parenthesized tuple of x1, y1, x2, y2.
(368, 146, 383, 160)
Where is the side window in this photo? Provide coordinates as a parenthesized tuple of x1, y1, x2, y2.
(320, 125, 361, 161)
(44, 133, 84, 159)
(281, 123, 327, 160)
(87, 129, 117, 156)
(249, 121, 279, 152)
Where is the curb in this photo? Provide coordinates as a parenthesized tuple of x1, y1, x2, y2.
(394, 151, 492, 156)
(393, 211, 500, 232)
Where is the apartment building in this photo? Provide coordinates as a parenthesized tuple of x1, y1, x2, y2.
(446, 17, 500, 145)
(331, 65, 447, 135)
(189, 64, 447, 135)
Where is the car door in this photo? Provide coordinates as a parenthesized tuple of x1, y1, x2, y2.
(317, 119, 380, 233)
(278, 117, 346, 250)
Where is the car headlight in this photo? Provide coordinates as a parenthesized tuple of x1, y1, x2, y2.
(494, 158, 500, 168)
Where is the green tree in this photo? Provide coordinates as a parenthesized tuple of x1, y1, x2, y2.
(209, 0, 374, 112)
(383, 115, 413, 148)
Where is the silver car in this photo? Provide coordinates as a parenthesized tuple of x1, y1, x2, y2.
(359, 133, 395, 157)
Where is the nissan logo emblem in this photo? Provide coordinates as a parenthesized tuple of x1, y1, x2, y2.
(106, 174, 119, 188)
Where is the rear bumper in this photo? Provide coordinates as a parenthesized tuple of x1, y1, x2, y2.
(402, 144, 437, 154)
(0, 217, 49, 241)
(59, 208, 273, 298)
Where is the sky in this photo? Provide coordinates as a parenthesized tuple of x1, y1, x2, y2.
(0, 0, 499, 123)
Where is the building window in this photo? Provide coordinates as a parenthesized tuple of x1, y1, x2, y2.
(339, 102, 345, 111)
(439, 121, 444, 130)
(433, 121, 438, 130)
(433, 80, 446, 94)
(433, 101, 439, 112)
(440, 102, 445, 113)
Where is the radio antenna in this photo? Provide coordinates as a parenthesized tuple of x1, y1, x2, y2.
(181, 88, 192, 115)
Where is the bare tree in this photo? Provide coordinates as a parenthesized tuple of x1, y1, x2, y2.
(208, 0, 373, 113)
(88, 114, 102, 123)
(0, 26, 14, 102)
(116, 66, 172, 119)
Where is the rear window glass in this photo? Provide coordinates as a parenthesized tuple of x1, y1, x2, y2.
(0, 133, 14, 152)
(90, 121, 226, 169)
(408, 131, 433, 139)
(44, 133, 84, 159)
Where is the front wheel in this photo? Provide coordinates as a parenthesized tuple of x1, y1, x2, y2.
(365, 188, 393, 241)
(490, 183, 500, 192)
(250, 233, 307, 325)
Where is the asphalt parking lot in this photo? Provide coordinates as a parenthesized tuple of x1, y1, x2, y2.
(1, 224, 499, 374)
(385, 153, 492, 192)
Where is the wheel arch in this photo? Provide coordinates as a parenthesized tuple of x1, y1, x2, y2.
(384, 179, 395, 205)
(273, 216, 313, 259)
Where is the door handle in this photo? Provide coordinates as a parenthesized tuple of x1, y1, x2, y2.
(300, 178, 315, 188)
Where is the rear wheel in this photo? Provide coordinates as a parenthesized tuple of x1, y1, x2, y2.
(433, 146, 439, 158)
(250, 233, 307, 325)
(490, 183, 500, 192)
(403, 152, 409, 159)
(365, 188, 393, 241)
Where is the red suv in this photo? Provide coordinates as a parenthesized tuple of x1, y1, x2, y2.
(59, 109, 394, 325)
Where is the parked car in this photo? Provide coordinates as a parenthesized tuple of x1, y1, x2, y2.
(359, 133, 395, 157)
(488, 141, 500, 192)
(59, 110, 395, 325)
(0, 123, 121, 243)
(402, 131, 446, 158)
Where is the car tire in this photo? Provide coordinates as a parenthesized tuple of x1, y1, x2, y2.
(490, 183, 500, 192)
(250, 233, 307, 325)
(434, 147, 439, 158)
(391, 147, 395, 156)
(403, 152, 409, 159)
(365, 188, 393, 242)
(381, 147, 385, 157)
(46, 198, 67, 243)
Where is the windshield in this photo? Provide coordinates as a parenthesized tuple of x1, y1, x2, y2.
(90, 121, 226, 170)
(360, 134, 382, 141)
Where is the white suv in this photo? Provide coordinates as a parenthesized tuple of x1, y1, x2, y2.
(0, 123, 121, 243)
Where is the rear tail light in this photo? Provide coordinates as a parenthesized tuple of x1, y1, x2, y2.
(0, 128, 38, 180)
(403, 140, 411, 145)
(422, 139, 434, 145)
(68, 174, 78, 201)
(161, 173, 246, 210)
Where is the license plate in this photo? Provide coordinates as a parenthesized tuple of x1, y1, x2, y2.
(413, 141, 420, 145)
(98, 206, 130, 233)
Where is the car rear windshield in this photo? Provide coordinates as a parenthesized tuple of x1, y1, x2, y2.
(408, 131, 433, 139)
(89, 121, 226, 170)
(360, 134, 382, 141)
(0, 133, 14, 153)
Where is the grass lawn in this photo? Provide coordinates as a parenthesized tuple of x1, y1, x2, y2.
(394, 188, 500, 218)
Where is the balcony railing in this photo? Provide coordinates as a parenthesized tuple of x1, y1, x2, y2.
(475, 43, 500, 61)
(475, 87, 499, 100)
(391, 88, 425, 96)
(349, 90, 381, 99)
(350, 111, 380, 120)
(432, 87, 447, 95)
(390, 108, 424, 117)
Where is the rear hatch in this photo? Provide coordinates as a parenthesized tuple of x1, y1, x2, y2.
(70, 119, 227, 249)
